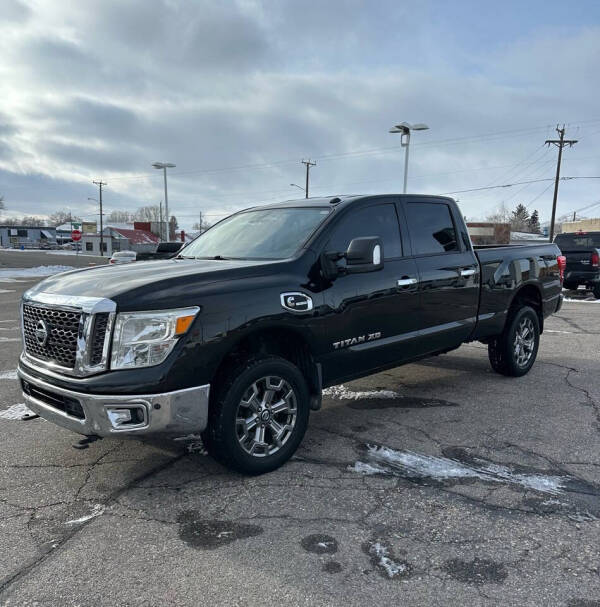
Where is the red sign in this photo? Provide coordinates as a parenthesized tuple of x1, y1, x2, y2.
(71, 229, 82, 241)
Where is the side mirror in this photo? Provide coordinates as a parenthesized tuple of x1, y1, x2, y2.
(345, 237, 383, 273)
(320, 237, 384, 280)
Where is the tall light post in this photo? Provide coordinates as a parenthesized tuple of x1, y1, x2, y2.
(152, 162, 176, 240)
(389, 122, 429, 193)
(290, 183, 305, 196)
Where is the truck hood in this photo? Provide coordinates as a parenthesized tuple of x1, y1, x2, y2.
(26, 258, 285, 310)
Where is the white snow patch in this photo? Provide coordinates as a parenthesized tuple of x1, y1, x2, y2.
(545, 330, 574, 334)
(370, 542, 407, 578)
(323, 384, 402, 400)
(353, 445, 565, 495)
(0, 266, 75, 281)
(0, 403, 34, 420)
(348, 461, 388, 475)
(0, 370, 18, 380)
(65, 504, 105, 525)
(563, 297, 600, 303)
(0, 337, 20, 342)
(0, 289, 15, 293)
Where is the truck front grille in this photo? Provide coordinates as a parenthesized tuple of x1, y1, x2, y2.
(90, 313, 110, 366)
(23, 304, 80, 369)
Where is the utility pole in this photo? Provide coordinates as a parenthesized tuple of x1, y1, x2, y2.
(198, 211, 203, 233)
(301, 159, 316, 198)
(92, 180, 106, 256)
(545, 125, 577, 242)
(159, 201, 163, 242)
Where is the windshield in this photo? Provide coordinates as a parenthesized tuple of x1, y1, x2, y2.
(555, 233, 600, 249)
(182, 207, 330, 260)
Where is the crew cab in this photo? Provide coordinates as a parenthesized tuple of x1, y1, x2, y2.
(554, 231, 600, 298)
(17, 195, 564, 473)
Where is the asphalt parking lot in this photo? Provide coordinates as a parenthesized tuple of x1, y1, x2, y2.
(1, 251, 599, 606)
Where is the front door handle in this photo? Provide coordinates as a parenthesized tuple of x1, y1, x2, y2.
(460, 268, 476, 277)
(397, 277, 418, 286)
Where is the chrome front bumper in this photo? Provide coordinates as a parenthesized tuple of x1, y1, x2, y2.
(17, 366, 210, 438)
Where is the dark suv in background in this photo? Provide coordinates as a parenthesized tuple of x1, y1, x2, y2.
(554, 231, 600, 298)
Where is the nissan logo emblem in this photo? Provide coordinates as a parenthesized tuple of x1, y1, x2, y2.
(34, 319, 49, 347)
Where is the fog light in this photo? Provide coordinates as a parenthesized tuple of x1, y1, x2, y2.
(105, 405, 147, 430)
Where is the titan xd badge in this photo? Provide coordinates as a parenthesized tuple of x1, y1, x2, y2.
(333, 332, 381, 349)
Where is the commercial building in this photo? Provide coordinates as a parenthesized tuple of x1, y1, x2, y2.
(0, 225, 57, 248)
(562, 218, 600, 233)
(80, 225, 159, 256)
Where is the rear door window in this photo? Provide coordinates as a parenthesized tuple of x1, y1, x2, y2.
(326, 203, 402, 259)
(405, 202, 459, 255)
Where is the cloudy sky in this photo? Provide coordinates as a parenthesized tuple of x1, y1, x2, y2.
(1, 0, 599, 229)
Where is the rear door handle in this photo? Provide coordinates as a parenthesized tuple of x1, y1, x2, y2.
(460, 268, 476, 277)
(397, 277, 418, 286)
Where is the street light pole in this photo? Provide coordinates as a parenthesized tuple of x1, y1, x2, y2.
(152, 162, 176, 240)
(389, 122, 429, 193)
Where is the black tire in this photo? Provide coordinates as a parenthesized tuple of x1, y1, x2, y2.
(202, 355, 310, 474)
(593, 284, 600, 299)
(488, 305, 540, 377)
(563, 282, 578, 291)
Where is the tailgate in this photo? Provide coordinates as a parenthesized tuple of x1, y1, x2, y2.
(560, 249, 594, 271)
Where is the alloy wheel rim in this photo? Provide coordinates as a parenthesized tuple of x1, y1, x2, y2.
(235, 376, 297, 457)
(514, 317, 535, 367)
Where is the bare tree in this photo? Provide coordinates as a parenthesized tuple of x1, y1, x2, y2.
(192, 218, 212, 233)
(134, 205, 162, 222)
(49, 210, 81, 226)
(107, 210, 134, 223)
(169, 215, 179, 240)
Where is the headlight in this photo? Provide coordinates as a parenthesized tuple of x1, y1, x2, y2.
(110, 307, 200, 370)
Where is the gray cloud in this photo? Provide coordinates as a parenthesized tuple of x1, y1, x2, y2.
(0, 1, 599, 228)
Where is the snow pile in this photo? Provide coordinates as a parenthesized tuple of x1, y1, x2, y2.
(0, 370, 18, 380)
(323, 384, 402, 400)
(369, 542, 407, 578)
(65, 504, 105, 525)
(0, 403, 34, 420)
(0, 266, 75, 281)
(563, 297, 600, 304)
(352, 444, 565, 495)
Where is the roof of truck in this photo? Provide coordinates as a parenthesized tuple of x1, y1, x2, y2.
(248, 194, 454, 211)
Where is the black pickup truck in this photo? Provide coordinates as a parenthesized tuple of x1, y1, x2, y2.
(554, 231, 600, 298)
(18, 195, 564, 473)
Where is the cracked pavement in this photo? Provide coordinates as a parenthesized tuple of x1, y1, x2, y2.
(1, 253, 600, 606)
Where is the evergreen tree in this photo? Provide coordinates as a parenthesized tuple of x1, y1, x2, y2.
(510, 204, 530, 231)
(528, 209, 541, 234)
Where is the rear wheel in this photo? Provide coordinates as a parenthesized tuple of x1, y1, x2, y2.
(563, 282, 578, 291)
(488, 306, 540, 377)
(593, 284, 600, 299)
(202, 356, 310, 474)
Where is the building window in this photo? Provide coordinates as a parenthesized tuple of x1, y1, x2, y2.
(17, 229, 28, 238)
(86, 242, 93, 252)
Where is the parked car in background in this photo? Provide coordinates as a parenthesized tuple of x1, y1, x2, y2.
(136, 241, 183, 261)
(554, 231, 600, 298)
(109, 250, 137, 265)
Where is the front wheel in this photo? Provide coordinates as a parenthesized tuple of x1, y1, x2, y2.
(488, 306, 540, 377)
(202, 356, 310, 474)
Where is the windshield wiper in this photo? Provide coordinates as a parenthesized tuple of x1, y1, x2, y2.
(195, 255, 233, 260)
(175, 254, 196, 259)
